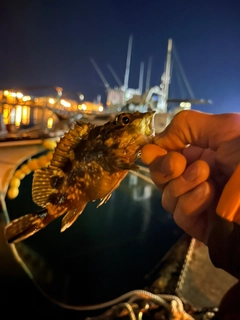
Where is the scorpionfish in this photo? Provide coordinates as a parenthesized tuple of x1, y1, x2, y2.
(5, 111, 155, 244)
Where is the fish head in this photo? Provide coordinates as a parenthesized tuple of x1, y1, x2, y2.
(102, 111, 156, 160)
(116, 111, 155, 144)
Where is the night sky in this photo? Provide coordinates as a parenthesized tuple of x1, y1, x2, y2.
(0, 0, 240, 113)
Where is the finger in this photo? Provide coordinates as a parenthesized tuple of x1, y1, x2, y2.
(148, 151, 187, 189)
(154, 110, 240, 151)
(141, 144, 167, 165)
(173, 181, 215, 241)
(162, 160, 210, 213)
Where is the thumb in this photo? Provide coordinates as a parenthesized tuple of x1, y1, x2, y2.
(154, 110, 240, 151)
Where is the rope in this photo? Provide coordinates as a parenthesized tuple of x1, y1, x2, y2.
(82, 289, 194, 320)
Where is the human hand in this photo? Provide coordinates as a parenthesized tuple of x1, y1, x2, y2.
(141, 110, 240, 244)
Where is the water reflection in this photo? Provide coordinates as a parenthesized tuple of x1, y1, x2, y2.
(129, 173, 154, 234)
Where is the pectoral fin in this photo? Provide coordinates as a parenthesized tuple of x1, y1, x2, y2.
(97, 172, 127, 208)
(97, 193, 112, 208)
(61, 202, 87, 232)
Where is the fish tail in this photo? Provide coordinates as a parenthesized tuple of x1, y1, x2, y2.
(4, 209, 48, 244)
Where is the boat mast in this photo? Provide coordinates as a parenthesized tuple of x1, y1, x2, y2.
(145, 57, 152, 91)
(138, 62, 144, 94)
(123, 35, 133, 90)
(162, 38, 172, 113)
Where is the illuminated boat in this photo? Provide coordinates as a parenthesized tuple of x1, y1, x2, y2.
(91, 38, 212, 132)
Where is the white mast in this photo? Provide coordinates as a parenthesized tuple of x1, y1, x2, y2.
(123, 35, 133, 90)
(164, 38, 172, 111)
(158, 38, 172, 113)
(138, 62, 144, 94)
(145, 57, 152, 91)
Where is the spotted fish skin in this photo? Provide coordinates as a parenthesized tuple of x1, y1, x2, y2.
(5, 111, 155, 243)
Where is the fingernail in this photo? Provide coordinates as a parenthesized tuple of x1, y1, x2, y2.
(182, 166, 199, 181)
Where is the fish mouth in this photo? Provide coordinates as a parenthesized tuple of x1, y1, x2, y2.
(144, 111, 156, 137)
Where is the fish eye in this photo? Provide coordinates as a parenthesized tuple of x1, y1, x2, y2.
(121, 116, 130, 125)
(115, 114, 131, 126)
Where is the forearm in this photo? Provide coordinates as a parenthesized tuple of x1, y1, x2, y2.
(208, 215, 240, 279)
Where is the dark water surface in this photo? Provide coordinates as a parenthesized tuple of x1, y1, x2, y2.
(5, 166, 183, 308)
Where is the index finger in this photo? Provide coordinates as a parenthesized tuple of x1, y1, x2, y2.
(154, 110, 240, 151)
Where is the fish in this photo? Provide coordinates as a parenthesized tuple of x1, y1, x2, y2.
(4, 111, 155, 244)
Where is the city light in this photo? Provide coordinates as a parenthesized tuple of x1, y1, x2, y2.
(22, 96, 31, 101)
(48, 98, 55, 104)
(60, 99, 71, 107)
(180, 102, 191, 109)
(16, 92, 23, 99)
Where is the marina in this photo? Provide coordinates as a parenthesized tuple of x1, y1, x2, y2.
(0, 38, 236, 319)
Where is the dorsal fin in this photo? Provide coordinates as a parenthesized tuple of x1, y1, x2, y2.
(49, 121, 95, 171)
